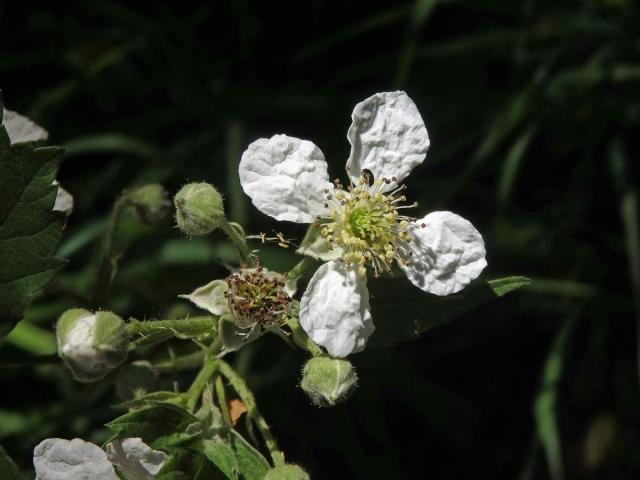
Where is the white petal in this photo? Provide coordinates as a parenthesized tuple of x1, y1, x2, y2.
(402, 211, 487, 296)
(33, 438, 118, 480)
(52, 181, 74, 215)
(239, 134, 334, 223)
(346, 91, 429, 184)
(2, 108, 49, 144)
(179, 280, 229, 315)
(106, 437, 168, 480)
(299, 261, 374, 357)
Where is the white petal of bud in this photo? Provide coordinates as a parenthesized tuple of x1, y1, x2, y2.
(106, 437, 168, 480)
(52, 181, 74, 216)
(33, 438, 118, 480)
(56, 309, 129, 383)
(2, 107, 49, 145)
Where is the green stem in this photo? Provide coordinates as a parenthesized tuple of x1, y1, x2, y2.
(220, 219, 252, 265)
(185, 357, 219, 411)
(219, 360, 285, 466)
(93, 197, 128, 305)
(154, 351, 205, 372)
(287, 256, 317, 280)
(215, 375, 233, 426)
(283, 317, 324, 357)
(127, 316, 218, 338)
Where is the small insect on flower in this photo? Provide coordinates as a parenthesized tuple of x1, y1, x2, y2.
(238, 91, 487, 357)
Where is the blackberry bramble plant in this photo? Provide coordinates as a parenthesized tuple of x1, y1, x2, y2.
(0, 91, 527, 479)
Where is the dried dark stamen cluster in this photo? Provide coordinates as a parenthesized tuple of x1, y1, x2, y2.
(224, 266, 291, 328)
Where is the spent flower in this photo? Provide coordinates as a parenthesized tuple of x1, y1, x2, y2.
(180, 265, 297, 350)
(239, 91, 487, 356)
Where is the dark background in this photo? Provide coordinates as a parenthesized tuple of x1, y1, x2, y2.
(1, 0, 639, 478)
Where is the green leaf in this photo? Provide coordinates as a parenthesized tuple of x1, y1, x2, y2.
(0, 446, 23, 480)
(157, 448, 225, 480)
(0, 118, 65, 340)
(230, 430, 270, 480)
(106, 403, 198, 445)
(202, 430, 270, 480)
(64, 133, 162, 161)
(534, 315, 578, 480)
(203, 436, 239, 479)
(369, 276, 530, 346)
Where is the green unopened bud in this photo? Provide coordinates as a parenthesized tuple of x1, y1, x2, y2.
(300, 357, 357, 407)
(174, 182, 225, 236)
(126, 184, 171, 225)
(263, 464, 310, 480)
(56, 309, 129, 383)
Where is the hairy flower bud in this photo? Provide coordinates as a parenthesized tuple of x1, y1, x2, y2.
(300, 356, 358, 407)
(263, 464, 310, 480)
(126, 184, 171, 225)
(56, 309, 129, 383)
(174, 182, 225, 236)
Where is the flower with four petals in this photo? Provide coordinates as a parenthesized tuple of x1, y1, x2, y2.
(239, 91, 487, 357)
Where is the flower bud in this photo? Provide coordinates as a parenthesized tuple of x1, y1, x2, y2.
(174, 182, 225, 236)
(300, 356, 357, 407)
(56, 309, 129, 383)
(263, 464, 310, 480)
(126, 184, 171, 225)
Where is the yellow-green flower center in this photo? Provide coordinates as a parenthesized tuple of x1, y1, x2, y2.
(319, 172, 416, 276)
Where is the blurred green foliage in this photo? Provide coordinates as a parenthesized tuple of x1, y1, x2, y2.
(0, 0, 639, 478)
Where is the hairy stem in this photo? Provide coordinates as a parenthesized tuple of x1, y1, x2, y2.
(283, 316, 324, 357)
(154, 350, 205, 372)
(220, 219, 252, 265)
(127, 316, 218, 339)
(219, 360, 285, 466)
(93, 196, 128, 305)
(215, 375, 233, 426)
(185, 357, 219, 411)
(287, 256, 317, 280)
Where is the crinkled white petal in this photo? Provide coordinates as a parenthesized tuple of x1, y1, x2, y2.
(239, 134, 334, 223)
(346, 91, 429, 184)
(179, 280, 229, 315)
(401, 211, 487, 296)
(106, 437, 168, 480)
(52, 181, 74, 215)
(2, 108, 49, 144)
(299, 260, 374, 357)
(33, 438, 118, 480)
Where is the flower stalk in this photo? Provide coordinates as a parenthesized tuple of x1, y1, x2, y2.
(219, 360, 285, 466)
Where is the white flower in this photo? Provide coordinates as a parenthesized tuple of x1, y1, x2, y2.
(239, 91, 487, 357)
(106, 438, 168, 480)
(33, 437, 167, 480)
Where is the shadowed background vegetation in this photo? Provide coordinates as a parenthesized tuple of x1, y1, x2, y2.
(1, 0, 639, 478)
